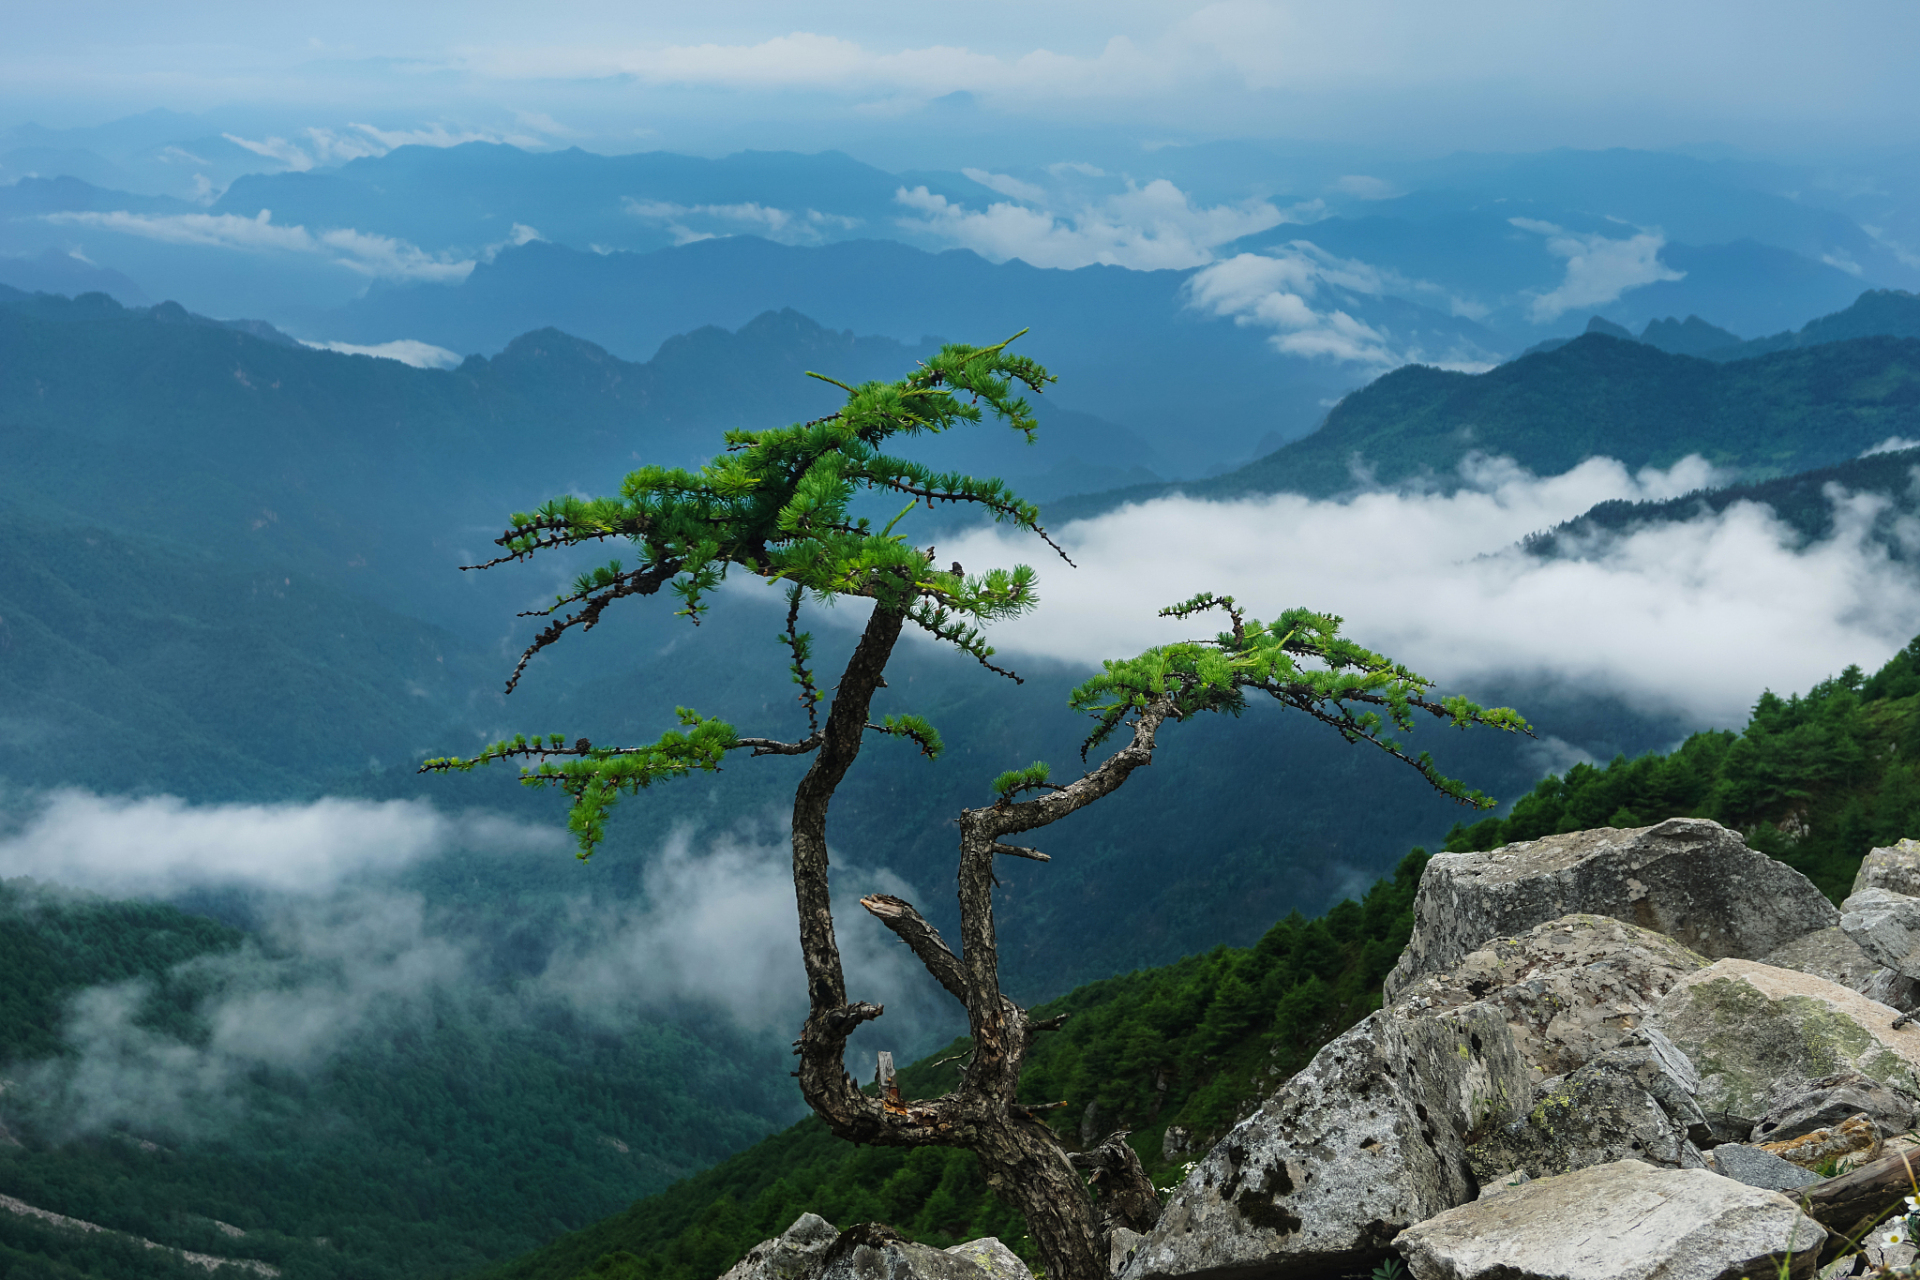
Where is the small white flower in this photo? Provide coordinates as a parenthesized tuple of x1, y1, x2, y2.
(1906, 1194, 1920, 1212)
(1885, 1227, 1907, 1246)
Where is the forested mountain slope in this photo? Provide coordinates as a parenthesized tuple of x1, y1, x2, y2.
(1046, 321, 1920, 519)
(474, 634, 1920, 1280)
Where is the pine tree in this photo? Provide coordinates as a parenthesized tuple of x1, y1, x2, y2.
(422, 336, 1529, 1280)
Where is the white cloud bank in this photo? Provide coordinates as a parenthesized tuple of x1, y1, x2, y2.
(894, 179, 1292, 271)
(0, 793, 559, 896)
(940, 454, 1920, 727)
(300, 338, 463, 369)
(224, 121, 555, 172)
(538, 824, 959, 1040)
(623, 197, 861, 247)
(1186, 247, 1492, 367)
(18, 886, 474, 1135)
(6, 808, 956, 1135)
(40, 209, 476, 282)
(1510, 218, 1685, 323)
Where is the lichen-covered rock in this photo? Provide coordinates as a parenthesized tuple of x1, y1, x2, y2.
(1759, 1113, 1882, 1170)
(1465, 1045, 1708, 1181)
(818, 1225, 986, 1280)
(1107, 1229, 1144, 1279)
(1121, 1002, 1531, 1280)
(1393, 1160, 1827, 1280)
(1651, 959, 1920, 1130)
(1397, 914, 1708, 1082)
(1385, 819, 1837, 1000)
(1753, 1072, 1918, 1143)
(1841, 890, 1920, 981)
(1855, 839, 1920, 898)
(944, 1238, 1032, 1280)
(720, 1214, 841, 1280)
(1707, 1144, 1821, 1192)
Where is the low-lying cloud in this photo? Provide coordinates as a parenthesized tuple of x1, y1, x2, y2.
(1510, 218, 1685, 323)
(1186, 247, 1494, 367)
(225, 122, 556, 172)
(894, 178, 1290, 271)
(14, 886, 472, 1136)
(0, 792, 559, 896)
(0, 797, 955, 1137)
(300, 337, 464, 369)
(623, 197, 861, 247)
(539, 824, 963, 1042)
(40, 209, 475, 282)
(941, 454, 1920, 727)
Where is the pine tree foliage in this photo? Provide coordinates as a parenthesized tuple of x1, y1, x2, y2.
(422, 335, 1062, 851)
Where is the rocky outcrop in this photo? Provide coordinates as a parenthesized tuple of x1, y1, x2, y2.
(720, 1214, 842, 1280)
(1121, 1001, 1530, 1280)
(1855, 839, 1920, 898)
(818, 1225, 999, 1280)
(724, 1220, 1030, 1280)
(1385, 819, 1837, 1000)
(1840, 889, 1920, 980)
(1650, 959, 1920, 1130)
(1392, 1160, 1828, 1280)
(1395, 914, 1708, 1081)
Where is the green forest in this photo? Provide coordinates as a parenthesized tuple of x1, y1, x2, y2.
(471, 631, 1920, 1280)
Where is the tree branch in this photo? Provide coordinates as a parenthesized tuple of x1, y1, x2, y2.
(976, 694, 1177, 841)
(501, 561, 679, 694)
(860, 894, 969, 1003)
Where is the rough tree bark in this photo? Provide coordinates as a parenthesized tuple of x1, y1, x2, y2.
(785, 604, 1177, 1280)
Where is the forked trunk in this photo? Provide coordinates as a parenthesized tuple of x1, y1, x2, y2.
(787, 606, 1176, 1280)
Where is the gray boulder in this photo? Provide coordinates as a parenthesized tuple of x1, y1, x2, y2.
(1122, 1001, 1531, 1280)
(1465, 1043, 1709, 1181)
(818, 1225, 988, 1280)
(1752, 1072, 1917, 1143)
(1393, 1159, 1827, 1280)
(1762, 926, 1888, 991)
(1855, 839, 1920, 898)
(1385, 819, 1838, 1000)
(943, 1239, 1032, 1280)
(1840, 889, 1920, 980)
(1707, 1144, 1821, 1192)
(1396, 914, 1707, 1082)
(720, 1214, 842, 1280)
(1651, 959, 1920, 1131)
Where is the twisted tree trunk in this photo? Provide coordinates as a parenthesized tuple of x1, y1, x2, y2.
(783, 600, 1175, 1280)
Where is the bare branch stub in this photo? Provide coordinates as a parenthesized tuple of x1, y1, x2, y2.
(859, 893, 968, 1003)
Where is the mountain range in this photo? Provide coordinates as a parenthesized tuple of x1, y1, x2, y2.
(1045, 288, 1920, 519)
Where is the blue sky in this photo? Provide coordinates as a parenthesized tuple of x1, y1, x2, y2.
(6, 1, 1917, 163)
